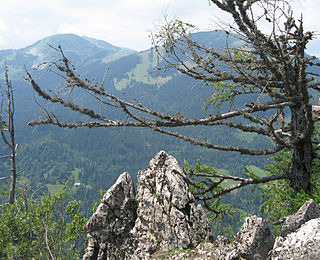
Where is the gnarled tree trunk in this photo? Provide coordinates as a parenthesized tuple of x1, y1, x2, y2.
(290, 102, 313, 193)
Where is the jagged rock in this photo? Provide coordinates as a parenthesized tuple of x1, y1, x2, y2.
(235, 215, 274, 260)
(280, 199, 320, 237)
(215, 235, 239, 260)
(271, 218, 320, 259)
(270, 199, 320, 259)
(83, 151, 211, 259)
(215, 216, 274, 260)
(131, 151, 211, 258)
(82, 172, 137, 260)
(215, 243, 239, 260)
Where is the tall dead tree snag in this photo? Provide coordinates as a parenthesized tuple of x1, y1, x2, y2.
(26, 0, 319, 199)
(0, 65, 18, 204)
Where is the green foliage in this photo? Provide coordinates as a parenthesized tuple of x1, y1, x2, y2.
(208, 197, 245, 238)
(0, 182, 87, 259)
(259, 149, 320, 232)
(204, 82, 239, 113)
(0, 121, 8, 131)
(152, 19, 195, 54)
(204, 46, 255, 113)
(184, 160, 246, 238)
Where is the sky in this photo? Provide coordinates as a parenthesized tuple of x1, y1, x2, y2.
(0, 0, 319, 55)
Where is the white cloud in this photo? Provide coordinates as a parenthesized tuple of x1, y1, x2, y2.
(0, 36, 5, 46)
(0, 0, 319, 55)
(0, 19, 7, 31)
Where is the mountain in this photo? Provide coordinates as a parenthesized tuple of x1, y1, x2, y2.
(0, 33, 136, 80)
(81, 35, 134, 52)
(0, 32, 267, 215)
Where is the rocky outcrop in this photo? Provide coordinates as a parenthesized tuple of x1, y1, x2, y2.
(271, 199, 320, 260)
(83, 151, 210, 260)
(215, 215, 274, 260)
(131, 151, 211, 258)
(279, 199, 320, 237)
(234, 215, 274, 259)
(272, 218, 320, 259)
(83, 172, 137, 259)
(83, 151, 320, 260)
(215, 200, 320, 260)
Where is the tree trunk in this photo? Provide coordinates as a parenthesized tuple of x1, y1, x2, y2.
(8, 144, 17, 204)
(290, 104, 313, 193)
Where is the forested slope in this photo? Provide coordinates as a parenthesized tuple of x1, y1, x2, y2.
(0, 32, 271, 214)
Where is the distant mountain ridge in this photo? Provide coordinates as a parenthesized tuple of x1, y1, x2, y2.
(0, 33, 136, 80)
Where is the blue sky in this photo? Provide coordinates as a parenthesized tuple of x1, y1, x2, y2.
(0, 0, 319, 55)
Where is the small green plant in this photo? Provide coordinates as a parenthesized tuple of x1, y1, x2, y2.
(92, 189, 107, 212)
(0, 181, 87, 259)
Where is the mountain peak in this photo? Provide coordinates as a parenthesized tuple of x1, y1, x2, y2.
(24, 33, 107, 54)
(0, 33, 136, 79)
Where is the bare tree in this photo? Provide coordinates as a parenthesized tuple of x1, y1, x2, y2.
(0, 65, 18, 204)
(26, 0, 320, 201)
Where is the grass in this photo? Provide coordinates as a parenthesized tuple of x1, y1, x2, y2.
(204, 165, 266, 190)
(46, 183, 64, 194)
(113, 50, 171, 90)
(71, 168, 82, 182)
(102, 50, 134, 64)
(246, 165, 266, 177)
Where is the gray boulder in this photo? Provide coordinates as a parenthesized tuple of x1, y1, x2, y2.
(82, 172, 137, 260)
(271, 199, 320, 259)
(272, 218, 320, 259)
(280, 199, 320, 237)
(215, 215, 274, 260)
(235, 215, 274, 260)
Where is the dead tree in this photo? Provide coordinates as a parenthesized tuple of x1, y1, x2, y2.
(0, 65, 18, 204)
(26, 0, 320, 201)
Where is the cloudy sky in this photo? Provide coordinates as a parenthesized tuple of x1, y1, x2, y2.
(0, 0, 319, 55)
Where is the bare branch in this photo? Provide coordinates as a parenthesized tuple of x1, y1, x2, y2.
(41, 219, 56, 260)
(193, 172, 289, 200)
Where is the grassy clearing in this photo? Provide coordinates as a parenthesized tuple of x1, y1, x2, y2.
(114, 51, 171, 90)
(46, 183, 64, 194)
(246, 165, 266, 177)
(206, 166, 266, 189)
(71, 168, 82, 182)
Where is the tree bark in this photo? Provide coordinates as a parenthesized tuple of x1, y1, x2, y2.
(290, 104, 313, 193)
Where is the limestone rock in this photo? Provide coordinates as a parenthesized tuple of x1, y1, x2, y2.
(83, 151, 211, 259)
(131, 151, 211, 257)
(280, 199, 320, 237)
(234, 215, 274, 260)
(215, 216, 274, 260)
(272, 218, 320, 259)
(82, 172, 137, 260)
(82, 151, 320, 259)
(271, 199, 320, 260)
